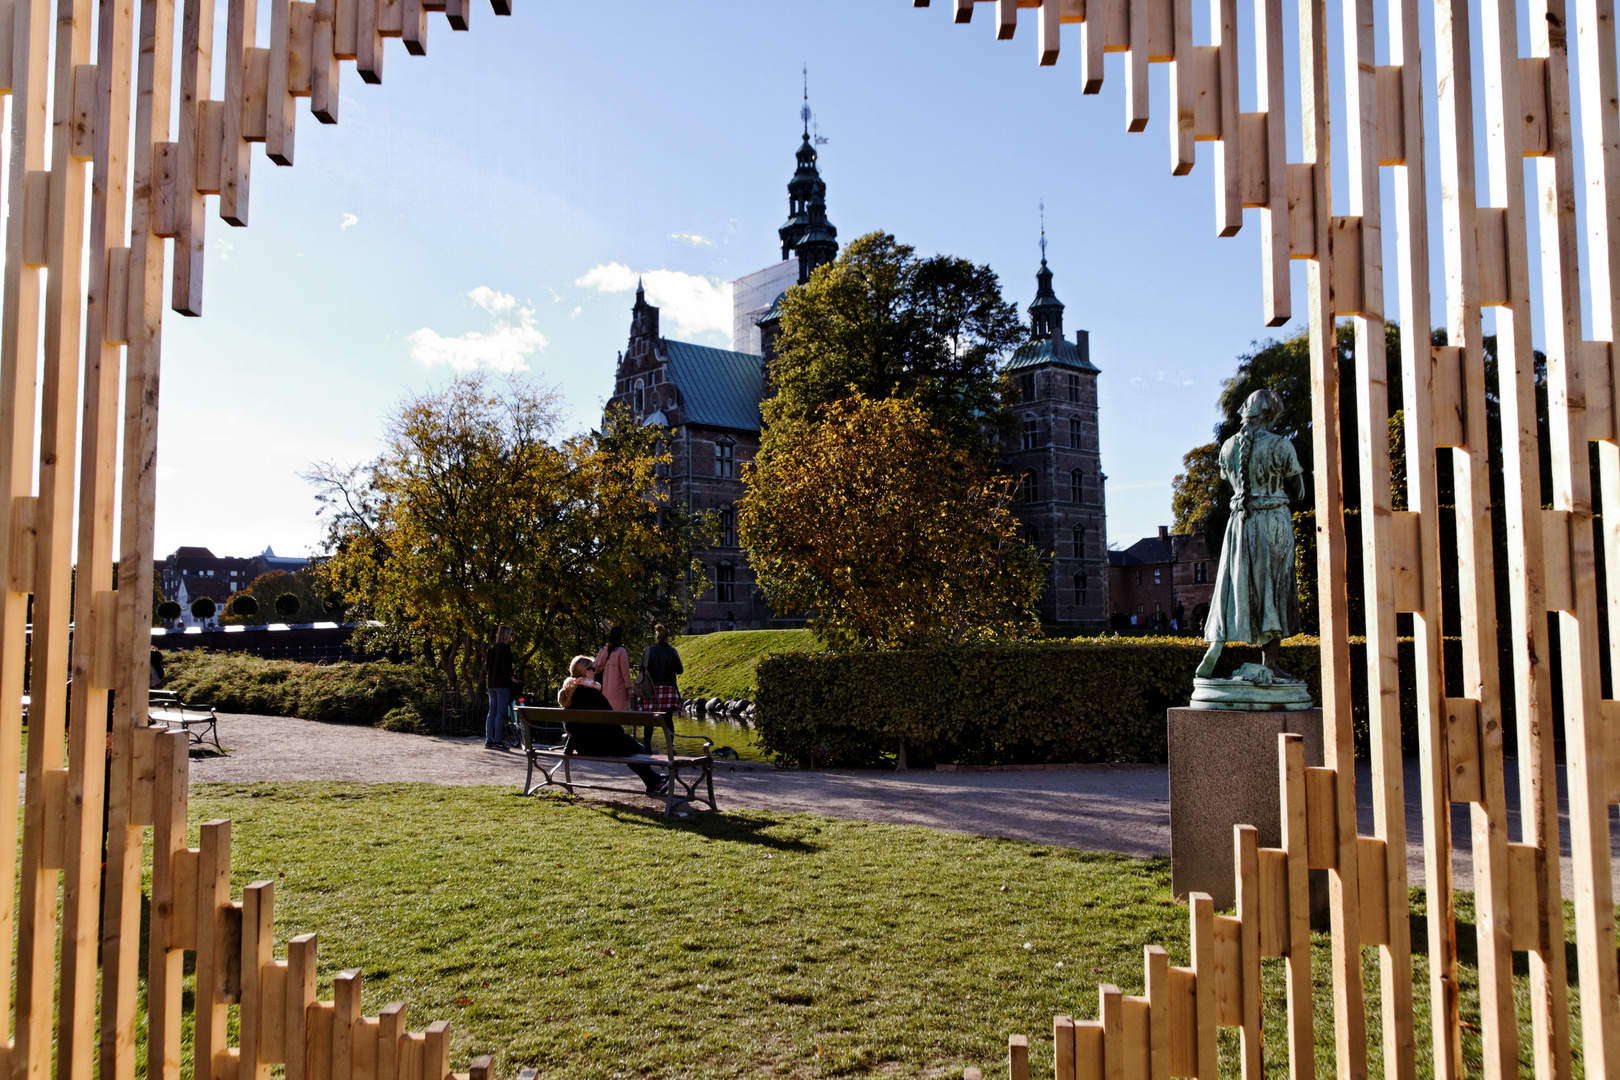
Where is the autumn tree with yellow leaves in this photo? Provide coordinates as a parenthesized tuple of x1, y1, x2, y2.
(739, 395, 1042, 650)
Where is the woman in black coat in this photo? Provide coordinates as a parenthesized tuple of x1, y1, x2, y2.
(557, 655, 665, 793)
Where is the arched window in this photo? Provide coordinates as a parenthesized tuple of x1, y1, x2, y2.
(633, 378, 645, 414)
(1021, 469, 1039, 503)
(1021, 416, 1038, 451)
(1073, 525, 1086, 559)
(1069, 416, 1083, 449)
(715, 562, 735, 603)
(718, 505, 735, 547)
(714, 439, 735, 478)
(1073, 571, 1089, 605)
(1071, 467, 1084, 503)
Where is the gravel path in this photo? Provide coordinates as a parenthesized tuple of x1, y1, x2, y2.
(191, 712, 1620, 899)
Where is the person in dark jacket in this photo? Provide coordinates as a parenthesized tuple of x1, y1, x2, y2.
(558, 655, 665, 793)
(484, 626, 516, 750)
(638, 623, 684, 713)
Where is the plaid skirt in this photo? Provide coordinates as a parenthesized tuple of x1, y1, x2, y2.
(640, 684, 682, 713)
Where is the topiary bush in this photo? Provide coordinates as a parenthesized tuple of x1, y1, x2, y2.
(274, 593, 301, 619)
(190, 596, 216, 620)
(754, 636, 1424, 767)
(162, 651, 440, 729)
(157, 600, 182, 622)
(229, 594, 258, 617)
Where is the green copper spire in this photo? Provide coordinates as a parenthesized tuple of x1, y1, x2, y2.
(779, 69, 838, 285)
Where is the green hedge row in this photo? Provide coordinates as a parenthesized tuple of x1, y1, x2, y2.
(162, 651, 441, 733)
(754, 636, 1431, 767)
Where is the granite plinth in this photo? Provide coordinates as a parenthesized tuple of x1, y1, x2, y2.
(1168, 707, 1327, 916)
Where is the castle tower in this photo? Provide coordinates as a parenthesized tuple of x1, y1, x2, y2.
(778, 80, 838, 285)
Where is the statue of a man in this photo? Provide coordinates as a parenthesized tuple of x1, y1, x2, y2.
(1196, 389, 1306, 680)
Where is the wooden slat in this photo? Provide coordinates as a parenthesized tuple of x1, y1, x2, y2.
(1477, 206, 1509, 306)
(266, 0, 296, 163)
(356, 0, 382, 81)
(8, 495, 36, 591)
(1257, 847, 1289, 957)
(1074, 1024, 1103, 1080)
(1606, 699, 1620, 805)
(196, 99, 224, 194)
(1142, 946, 1168, 1080)
(1233, 826, 1261, 1079)
(88, 589, 116, 687)
(1253, 0, 1286, 324)
(1237, 112, 1267, 206)
(240, 882, 274, 1080)
(1582, 340, 1615, 442)
(1391, 509, 1422, 612)
(1098, 986, 1121, 1080)
(1507, 842, 1541, 952)
(220, 0, 257, 223)
(1279, 736, 1313, 1079)
(1119, 998, 1149, 1080)
(354, 1019, 380, 1080)
(309, 1002, 335, 1080)
(1165, 968, 1195, 1077)
(171, 847, 199, 950)
(22, 170, 49, 266)
(444, 0, 467, 31)
(70, 63, 97, 159)
(259, 963, 290, 1066)
(288, 2, 315, 96)
(1010, 1034, 1031, 1080)
(1187, 894, 1215, 1079)
(335, 0, 356, 55)
(40, 768, 67, 869)
(1054, 1015, 1075, 1080)
(1211, 915, 1242, 1027)
(172, 0, 215, 316)
(1445, 697, 1482, 803)
(243, 48, 270, 140)
(1211, 0, 1237, 236)
(377, 1004, 406, 1080)
(0, 0, 14, 90)
(1304, 766, 1338, 868)
(1331, 216, 1365, 314)
(1166, 0, 1191, 172)
(1520, 55, 1549, 157)
(1357, 834, 1390, 946)
(335, 972, 362, 1080)
(401, 0, 425, 55)
(286, 935, 318, 1080)
(378, 0, 401, 34)
(103, 247, 129, 343)
(1543, 509, 1573, 611)
(423, 1021, 450, 1080)
(1191, 45, 1218, 140)
(1124, 0, 1147, 131)
(148, 732, 190, 1080)
(1430, 345, 1465, 448)
(1286, 163, 1313, 258)
(1376, 64, 1405, 164)
(311, 0, 339, 122)
(195, 821, 232, 1080)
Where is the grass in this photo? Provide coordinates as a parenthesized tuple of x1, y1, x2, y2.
(669, 630, 823, 702)
(175, 783, 1596, 1080)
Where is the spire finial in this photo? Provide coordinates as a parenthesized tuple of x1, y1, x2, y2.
(801, 64, 811, 137)
(1039, 199, 1047, 263)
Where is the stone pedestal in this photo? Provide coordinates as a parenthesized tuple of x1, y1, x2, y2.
(1168, 707, 1326, 915)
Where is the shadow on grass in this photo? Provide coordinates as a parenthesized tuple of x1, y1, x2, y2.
(588, 802, 824, 853)
(1411, 909, 1592, 984)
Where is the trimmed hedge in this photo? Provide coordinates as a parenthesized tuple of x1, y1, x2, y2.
(162, 651, 440, 730)
(755, 636, 1429, 767)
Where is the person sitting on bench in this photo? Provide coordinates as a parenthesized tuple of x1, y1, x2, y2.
(557, 655, 667, 795)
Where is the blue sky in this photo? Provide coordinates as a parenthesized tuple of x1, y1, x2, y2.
(158, 0, 1363, 560)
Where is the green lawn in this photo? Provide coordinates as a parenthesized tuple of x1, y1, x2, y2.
(669, 630, 822, 702)
(173, 783, 1590, 1080)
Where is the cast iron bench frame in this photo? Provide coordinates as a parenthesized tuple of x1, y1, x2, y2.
(515, 705, 716, 817)
(149, 691, 222, 751)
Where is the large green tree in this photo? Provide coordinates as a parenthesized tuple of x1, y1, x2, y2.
(764, 231, 1025, 459)
(307, 373, 698, 706)
(739, 394, 1042, 650)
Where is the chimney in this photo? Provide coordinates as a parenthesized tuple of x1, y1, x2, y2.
(1159, 525, 1170, 540)
(1075, 329, 1090, 368)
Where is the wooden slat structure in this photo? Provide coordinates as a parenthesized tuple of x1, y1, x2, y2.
(0, 0, 507, 1077)
(921, 0, 1620, 1078)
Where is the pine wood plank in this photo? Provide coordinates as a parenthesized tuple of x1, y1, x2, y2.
(1143, 947, 1168, 1080)
(240, 882, 275, 1080)
(1055, 1016, 1075, 1080)
(1279, 736, 1313, 1079)
(1098, 987, 1121, 1080)
(1210, 0, 1237, 235)
(172, 0, 215, 315)
(1187, 895, 1215, 1079)
(311, 0, 339, 122)
(1233, 826, 1262, 1079)
(195, 822, 233, 1080)
(221, 0, 257, 223)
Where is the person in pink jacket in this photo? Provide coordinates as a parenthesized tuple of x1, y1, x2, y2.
(593, 626, 633, 711)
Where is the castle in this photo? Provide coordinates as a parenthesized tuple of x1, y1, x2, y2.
(605, 116, 1109, 632)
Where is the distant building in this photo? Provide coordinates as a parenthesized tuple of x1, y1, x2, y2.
(159, 545, 309, 626)
(1000, 247, 1110, 625)
(1107, 526, 1214, 630)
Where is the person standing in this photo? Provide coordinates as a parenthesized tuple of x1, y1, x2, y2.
(639, 623, 684, 714)
(594, 626, 633, 711)
(485, 625, 516, 750)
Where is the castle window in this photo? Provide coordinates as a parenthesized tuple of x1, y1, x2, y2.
(1021, 417, 1038, 451)
(714, 440, 734, 478)
(1021, 469, 1039, 503)
(634, 378, 645, 414)
(1074, 571, 1088, 605)
(1154, 569, 1162, 585)
(1071, 467, 1084, 503)
(718, 506, 735, 547)
(1135, 570, 1143, 585)
(1073, 525, 1086, 559)
(715, 562, 735, 603)
(1069, 416, 1083, 449)
(1194, 561, 1208, 584)
(1018, 373, 1036, 402)
(1067, 374, 1081, 402)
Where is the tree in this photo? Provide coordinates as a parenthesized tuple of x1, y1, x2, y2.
(1170, 443, 1223, 536)
(738, 394, 1043, 650)
(765, 231, 1025, 459)
(274, 593, 302, 619)
(221, 567, 329, 626)
(190, 596, 216, 621)
(229, 595, 259, 618)
(307, 372, 698, 708)
(157, 600, 182, 624)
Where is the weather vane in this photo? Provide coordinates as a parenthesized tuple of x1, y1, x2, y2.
(803, 65, 829, 146)
(1040, 199, 1047, 261)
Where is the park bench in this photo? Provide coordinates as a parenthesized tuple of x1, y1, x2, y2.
(515, 705, 716, 817)
(149, 692, 222, 751)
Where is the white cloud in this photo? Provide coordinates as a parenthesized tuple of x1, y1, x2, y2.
(669, 232, 715, 248)
(575, 263, 732, 339)
(408, 287, 547, 373)
(340, 213, 359, 231)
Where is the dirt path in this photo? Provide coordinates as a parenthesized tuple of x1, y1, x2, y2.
(191, 712, 1620, 899)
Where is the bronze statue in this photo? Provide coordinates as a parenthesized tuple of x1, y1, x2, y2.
(1194, 389, 1308, 692)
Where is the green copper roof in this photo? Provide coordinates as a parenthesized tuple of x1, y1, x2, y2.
(1005, 334, 1098, 373)
(664, 340, 764, 433)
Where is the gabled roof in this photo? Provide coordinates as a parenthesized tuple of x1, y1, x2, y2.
(172, 546, 217, 560)
(663, 340, 764, 433)
(1006, 334, 1098, 373)
(1111, 535, 1173, 566)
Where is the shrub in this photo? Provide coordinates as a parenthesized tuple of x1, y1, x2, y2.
(190, 596, 216, 620)
(157, 600, 182, 621)
(378, 706, 432, 735)
(754, 636, 1422, 767)
(230, 595, 259, 617)
(274, 593, 301, 619)
(162, 651, 440, 729)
